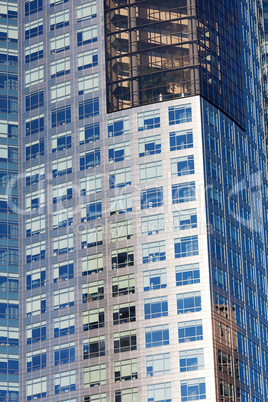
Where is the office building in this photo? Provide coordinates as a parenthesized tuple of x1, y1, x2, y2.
(19, 0, 268, 401)
(0, 1, 19, 402)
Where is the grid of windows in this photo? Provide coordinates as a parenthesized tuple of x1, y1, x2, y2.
(19, 0, 268, 396)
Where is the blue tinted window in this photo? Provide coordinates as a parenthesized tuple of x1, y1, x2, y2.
(26, 115, 44, 136)
(143, 268, 167, 291)
(54, 261, 74, 283)
(147, 382, 172, 402)
(139, 135, 161, 157)
(144, 296, 168, 319)
(146, 353, 170, 377)
(138, 110, 160, 131)
(145, 325, 169, 348)
(27, 351, 46, 372)
(77, 26, 97, 46)
(171, 155, 195, 177)
(181, 378, 206, 401)
(54, 315, 75, 337)
(173, 209, 197, 231)
(54, 343, 75, 365)
(25, 0, 42, 16)
(26, 90, 44, 111)
(174, 236, 199, 258)
(79, 98, 99, 120)
(176, 263, 200, 286)
(27, 269, 46, 290)
(0, 95, 17, 114)
(170, 129, 193, 151)
(141, 187, 163, 209)
(25, 21, 43, 39)
(52, 132, 71, 152)
(177, 292, 201, 314)
(25, 46, 43, 63)
(179, 348, 204, 372)
(82, 201, 102, 221)
(108, 116, 129, 137)
(178, 320, 203, 343)
(169, 104, 192, 125)
(109, 167, 131, 189)
(52, 105, 71, 127)
(26, 139, 44, 160)
(172, 182, 196, 204)
(80, 148, 100, 170)
(80, 122, 100, 144)
(27, 323, 46, 344)
(142, 241, 166, 263)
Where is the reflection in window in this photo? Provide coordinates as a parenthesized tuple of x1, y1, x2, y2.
(177, 292, 201, 314)
(143, 268, 167, 291)
(170, 129, 193, 151)
(146, 353, 170, 377)
(147, 382, 171, 402)
(173, 209, 197, 231)
(54, 342, 75, 366)
(174, 236, 199, 258)
(137, 110, 160, 131)
(178, 320, 203, 343)
(140, 187, 163, 209)
(108, 116, 129, 137)
(142, 241, 166, 263)
(171, 155, 194, 177)
(139, 134, 161, 157)
(179, 348, 204, 372)
(169, 104, 192, 125)
(145, 325, 169, 348)
(176, 263, 200, 286)
(79, 97, 99, 120)
(52, 105, 71, 127)
(181, 378, 206, 402)
(144, 296, 168, 319)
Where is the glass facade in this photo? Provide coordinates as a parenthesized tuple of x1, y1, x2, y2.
(104, 0, 244, 128)
(0, 1, 19, 402)
(18, 1, 268, 402)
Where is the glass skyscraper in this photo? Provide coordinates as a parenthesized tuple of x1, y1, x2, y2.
(0, 1, 19, 402)
(18, 0, 268, 401)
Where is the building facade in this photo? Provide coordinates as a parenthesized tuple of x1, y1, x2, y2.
(0, 1, 19, 402)
(18, 1, 268, 402)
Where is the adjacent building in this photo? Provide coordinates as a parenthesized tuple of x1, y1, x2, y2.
(19, 1, 268, 402)
(0, 1, 19, 402)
